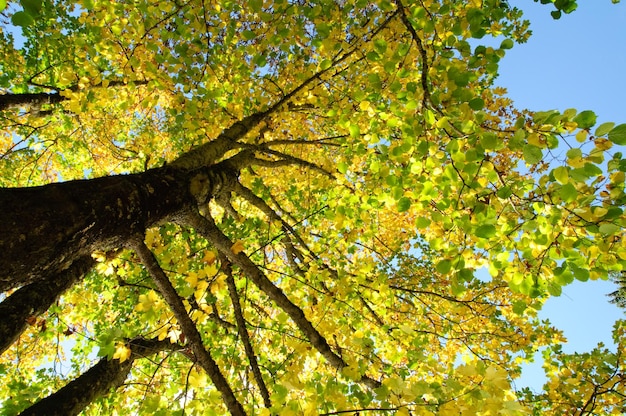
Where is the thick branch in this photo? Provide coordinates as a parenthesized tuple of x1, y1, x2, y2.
(0, 92, 64, 112)
(0, 256, 95, 355)
(18, 337, 174, 416)
(223, 257, 272, 408)
(184, 211, 381, 389)
(131, 237, 246, 416)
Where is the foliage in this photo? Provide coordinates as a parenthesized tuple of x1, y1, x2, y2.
(0, 0, 625, 414)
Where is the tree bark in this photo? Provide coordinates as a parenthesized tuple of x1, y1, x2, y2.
(0, 92, 64, 112)
(0, 256, 94, 355)
(18, 338, 175, 416)
(0, 163, 237, 292)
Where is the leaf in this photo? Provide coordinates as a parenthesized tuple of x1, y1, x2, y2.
(599, 223, 620, 236)
(436, 259, 452, 274)
(608, 124, 626, 145)
(231, 241, 245, 255)
(573, 110, 596, 129)
(594, 122, 615, 137)
(468, 97, 484, 110)
(523, 144, 543, 164)
(0, 0, 7, 12)
(475, 224, 496, 239)
(20, 0, 42, 16)
(11, 11, 35, 27)
(559, 183, 578, 202)
(500, 38, 514, 50)
(552, 166, 569, 184)
(113, 343, 132, 363)
(348, 123, 360, 138)
(397, 197, 411, 212)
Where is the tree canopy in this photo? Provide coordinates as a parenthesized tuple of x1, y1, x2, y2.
(0, 0, 625, 414)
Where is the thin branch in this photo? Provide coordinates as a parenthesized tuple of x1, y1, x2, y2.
(183, 210, 381, 389)
(394, 0, 432, 108)
(130, 237, 246, 416)
(222, 256, 272, 408)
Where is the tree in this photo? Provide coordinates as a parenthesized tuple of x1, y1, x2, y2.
(1, 0, 625, 414)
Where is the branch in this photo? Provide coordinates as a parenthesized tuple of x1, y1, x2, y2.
(130, 237, 246, 416)
(222, 256, 272, 408)
(170, 26, 370, 172)
(0, 92, 64, 112)
(394, 0, 433, 108)
(0, 256, 95, 355)
(183, 211, 381, 389)
(18, 337, 176, 416)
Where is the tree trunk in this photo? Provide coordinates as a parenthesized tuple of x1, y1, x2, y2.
(0, 164, 235, 292)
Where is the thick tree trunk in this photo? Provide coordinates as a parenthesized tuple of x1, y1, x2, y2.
(0, 256, 94, 355)
(0, 164, 235, 291)
(18, 338, 175, 416)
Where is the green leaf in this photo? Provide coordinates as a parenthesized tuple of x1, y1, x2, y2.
(523, 144, 543, 164)
(552, 166, 569, 184)
(397, 197, 411, 212)
(0, 0, 7, 12)
(500, 38, 514, 50)
(608, 124, 626, 145)
(253, 54, 267, 67)
(496, 186, 513, 199)
(415, 216, 431, 229)
(468, 97, 484, 110)
(249, 0, 263, 12)
(20, 0, 42, 16)
(11, 10, 35, 27)
(479, 132, 499, 150)
(594, 122, 615, 137)
(566, 148, 582, 160)
(572, 264, 589, 282)
(436, 259, 452, 274)
(573, 110, 596, 129)
(475, 224, 496, 239)
(559, 183, 578, 202)
(548, 283, 562, 297)
(242, 30, 256, 40)
(348, 123, 360, 138)
(337, 162, 348, 174)
(599, 223, 620, 236)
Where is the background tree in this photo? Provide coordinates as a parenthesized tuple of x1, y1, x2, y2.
(1, 0, 625, 414)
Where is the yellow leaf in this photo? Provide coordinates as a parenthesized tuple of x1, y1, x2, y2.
(185, 271, 198, 289)
(231, 240, 245, 254)
(188, 368, 208, 388)
(203, 250, 217, 264)
(113, 343, 132, 363)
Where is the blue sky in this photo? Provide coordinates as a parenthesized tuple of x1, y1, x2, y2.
(496, 0, 626, 390)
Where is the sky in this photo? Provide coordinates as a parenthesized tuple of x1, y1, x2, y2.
(495, 0, 626, 390)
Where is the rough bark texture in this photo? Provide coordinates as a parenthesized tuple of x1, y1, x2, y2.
(18, 338, 174, 416)
(132, 239, 246, 415)
(0, 92, 65, 112)
(0, 256, 94, 355)
(0, 164, 236, 291)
